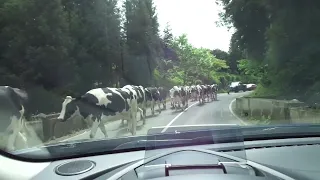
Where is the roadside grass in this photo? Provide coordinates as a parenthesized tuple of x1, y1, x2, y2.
(233, 107, 272, 125)
(245, 85, 282, 98)
(243, 115, 271, 125)
(218, 89, 228, 93)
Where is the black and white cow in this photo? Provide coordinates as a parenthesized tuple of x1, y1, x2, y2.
(197, 85, 205, 104)
(190, 85, 198, 101)
(169, 86, 188, 110)
(184, 86, 191, 100)
(145, 87, 162, 115)
(122, 85, 146, 124)
(211, 84, 218, 100)
(58, 87, 139, 138)
(157, 87, 168, 110)
(180, 86, 189, 109)
(201, 85, 211, 102)
(169, 86, 181, 110)
(204, 84, 214, 102)
(0, 86, 29, 151)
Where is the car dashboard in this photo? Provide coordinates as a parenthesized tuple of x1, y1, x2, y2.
(2, 136, 320, 180)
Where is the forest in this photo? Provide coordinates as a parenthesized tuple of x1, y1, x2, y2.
(0, 0, 256, 113)
(217, 0, 320, 105)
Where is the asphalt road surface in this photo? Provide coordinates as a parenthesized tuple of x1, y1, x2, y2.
(61, 91, 251, 143)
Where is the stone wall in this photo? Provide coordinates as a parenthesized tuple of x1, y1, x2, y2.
(235, 97, 305, 123)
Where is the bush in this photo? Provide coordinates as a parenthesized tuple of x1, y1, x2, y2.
(248, 85, 282, 98)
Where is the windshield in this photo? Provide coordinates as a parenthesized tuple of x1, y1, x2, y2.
(1, 0, 320, 160)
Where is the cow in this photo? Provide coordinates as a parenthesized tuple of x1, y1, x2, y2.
(0, 86, 29, 151)
(180, 86, 189, 109)
(157, 87, 168, 110)
(211, 84, 218, 100)
(170, 86, 181, 110)
(184, 86, 191, 100)
(57, 87, 139, 138)
(122, 85, 146, 124)
(201, 85, 211, 102)
(190, 85, 198, 101)
(205, 84, 214, 102)
(197, 85, 205, 104)
(145, 87, 162, 115)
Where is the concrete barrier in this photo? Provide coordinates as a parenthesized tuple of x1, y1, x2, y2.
(27, 112, 88, 142)
(289, 107, 320, 124)
(23, 98, 171, 143)
(235, 97, 305, 123)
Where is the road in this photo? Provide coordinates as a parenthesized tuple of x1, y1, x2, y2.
(60, 91, 251, 143)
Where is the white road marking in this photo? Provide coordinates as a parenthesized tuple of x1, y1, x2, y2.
(161, 102, 199, 133)
(228, 96, 247, 125)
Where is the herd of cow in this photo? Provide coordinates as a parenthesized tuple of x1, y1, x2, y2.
(0, 84, 217, 151)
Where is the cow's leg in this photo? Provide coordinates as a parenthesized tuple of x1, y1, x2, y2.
(98, 121, 108, 138)
(143, 101, 147, 118)
(17, 131, 28, 149)
(7, 134, 15, 151)
(130, 103, 138, 136)
(125, 114, 132, 133)
(18, 109, 28, 149)
(151, 100, 155, 115)
(139, 107, 143, 120)
(186, 96, 188, 107)
(8, 105, 27, 151)
(89, 117, 99, 139)
(7, 115, 19, 151)
(181, 97, 185, 110)
(157, 101, 162, 114)
(138, 107, 146, 125)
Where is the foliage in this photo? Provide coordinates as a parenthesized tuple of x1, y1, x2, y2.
(217, 0, 320, 100)
(238, 59, 267, 84)
(0, 0, 257, 115)
(155, 33, 231, 87)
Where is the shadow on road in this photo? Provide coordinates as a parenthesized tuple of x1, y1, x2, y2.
(171, 108, 185, 114)
(197, 103, 206, 107)
(145, 114, 160, 118)
(115, 123, 144, 137)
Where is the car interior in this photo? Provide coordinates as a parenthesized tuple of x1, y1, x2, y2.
(1, 125, 320, 180)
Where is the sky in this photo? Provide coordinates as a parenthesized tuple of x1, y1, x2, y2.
(153, 0, 233, 52)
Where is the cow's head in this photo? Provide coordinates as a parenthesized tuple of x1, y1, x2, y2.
(58, 96, 78, 122)
(155, 89, 161, 99)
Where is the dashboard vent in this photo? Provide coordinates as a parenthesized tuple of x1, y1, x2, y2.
(55, 160, 95, 176)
